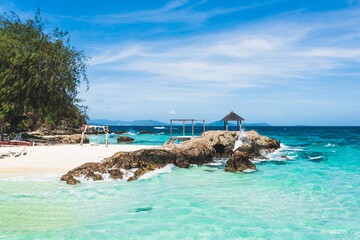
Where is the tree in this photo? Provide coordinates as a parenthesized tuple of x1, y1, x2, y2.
(0, 9, 89, 138)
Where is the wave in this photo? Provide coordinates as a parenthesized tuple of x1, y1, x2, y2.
(138, 164, 174, 180)
(326, 143, 335, 147)
(309, 156, 323, 160)
(154, 127, 165, 129)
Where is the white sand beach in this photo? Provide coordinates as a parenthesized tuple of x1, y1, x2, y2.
(0, 144, 153, 175)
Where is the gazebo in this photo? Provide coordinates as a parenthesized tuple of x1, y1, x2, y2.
(221, 111, 245, 131)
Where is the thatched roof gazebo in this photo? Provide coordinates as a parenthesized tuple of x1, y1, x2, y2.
(221, 111, 245, 131)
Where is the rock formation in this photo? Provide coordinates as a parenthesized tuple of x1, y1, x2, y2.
(225, 150, 256, 172)
(61, 130, 281, 184)
(117, 136, 135, 143)
(113, 131, 127, 135)
(201, 131, 239, 158)
(42, 134, 89, 144)
(138, 131, 155, 135)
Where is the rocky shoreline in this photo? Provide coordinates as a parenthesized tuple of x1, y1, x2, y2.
(61, 130, 281, 185)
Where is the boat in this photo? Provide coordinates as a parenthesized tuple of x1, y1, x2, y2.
(0, 140, 33, 146)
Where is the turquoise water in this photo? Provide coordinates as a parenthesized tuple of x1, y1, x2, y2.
(1, 127, 360, 239)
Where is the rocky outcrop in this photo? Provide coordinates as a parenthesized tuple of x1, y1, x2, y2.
(113, 131, 127, 135)
(61, 137, 215, 184)
(42, 134, 89, 144)
(138, 131, 155, 135)
(117, 136, 135, 143)
(244, 130, 280, 154)
(61, 130, 281, 184)
(201, 131, 239, 158)
(225, 150, 257, 172)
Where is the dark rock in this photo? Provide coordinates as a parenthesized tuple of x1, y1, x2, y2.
(138, 131, 155, 135)
(244, 130, 280, 154)
(65, 162, 107, 178)
(108, 169, 123, 179)
(225, 151, 257, 172)
(127, 169, 149, 182)
(42, 134, 89, 144)
(281, 155, 289, 159)
(113, 131, 127, 135)
(117, 136, 135, 143)
(201, 131, 239, 158)
(93, 174, 104, 181)
(60, 174, 80, 185)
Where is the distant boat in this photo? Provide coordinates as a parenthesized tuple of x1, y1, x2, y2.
(154, 127, 165, 129)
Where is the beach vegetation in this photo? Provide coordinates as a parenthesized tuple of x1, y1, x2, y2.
(0, 9, 88, 138)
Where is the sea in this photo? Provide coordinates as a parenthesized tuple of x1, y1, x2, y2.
(1, 126, 360, 239)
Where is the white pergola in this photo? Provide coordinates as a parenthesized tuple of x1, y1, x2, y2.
(80, 125, 109, 147)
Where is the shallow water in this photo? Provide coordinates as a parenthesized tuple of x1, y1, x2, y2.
(1, 127, 360, 239)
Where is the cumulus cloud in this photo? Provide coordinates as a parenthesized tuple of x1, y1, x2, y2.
(169, 110, 176, 115)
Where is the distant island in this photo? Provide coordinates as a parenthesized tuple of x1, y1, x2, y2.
(88, 119, 272, 127)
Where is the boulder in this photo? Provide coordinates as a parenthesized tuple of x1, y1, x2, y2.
(108, 169, 123, 179)
(60, 174, 80, 185)
(113, 131, 127, 135)
(138, 131, 155, 135)
(93, 174, 104, 181)
(117, 136, 135, 143)
(244, 130, 280, 154)
(103, 149, 177, 171)
(201, 131, 239, 157)
(42, 134, 89, 144)
(281, 155, 289, 159)
(166, 137, 216, 168)
(225, 150, 257, 172)
(65, 162, 107, 178)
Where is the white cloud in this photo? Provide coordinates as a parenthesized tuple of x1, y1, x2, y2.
(87, 7, 360, 92)
(169, 110, 176, 114)
(77, 0, 275, 25)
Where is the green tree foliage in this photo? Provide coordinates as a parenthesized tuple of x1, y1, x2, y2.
(0, 9, 88, 136)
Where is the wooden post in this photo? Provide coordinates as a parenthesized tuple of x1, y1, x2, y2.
(192, 120, 194, 137)
(203, 120, 205, 134)
(170, 120, 172, 138)
(224, 121, 226, 130)
(237, 120, 239, 131)
(240, 120, 242, 132)
(226, 121, 228, 131)
(183, 121, 185, 136)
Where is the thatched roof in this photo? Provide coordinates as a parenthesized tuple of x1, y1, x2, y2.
(221, 111, 245, 121)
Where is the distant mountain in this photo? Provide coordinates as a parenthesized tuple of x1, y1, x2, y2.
(88, 119, 167, 126)
(244, 123, 272, 126)
(207, 121, 272, 127)
(88, 119, 272, 127)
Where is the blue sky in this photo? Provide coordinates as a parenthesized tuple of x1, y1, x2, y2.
(1, 0, 360, 125)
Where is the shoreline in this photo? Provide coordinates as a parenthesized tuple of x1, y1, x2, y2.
(0, 144, 154, 175)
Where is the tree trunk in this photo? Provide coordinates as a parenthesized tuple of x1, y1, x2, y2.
(0, 122, 3, 141)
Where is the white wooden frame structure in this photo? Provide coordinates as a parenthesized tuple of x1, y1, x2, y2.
(80, 125, 109, 147)
(165, 119, 205, 144)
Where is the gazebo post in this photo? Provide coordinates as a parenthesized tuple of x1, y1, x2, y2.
(192, 120, 194, 137)
(224, 121, 226, 130)
(183, 121, 185, 136)
(203, 120, 205, 133)
(170, 120, 172, 138)
(240, 120, 242, 132)
(237, 120, 239, 131)
(226, 121, 228, 131)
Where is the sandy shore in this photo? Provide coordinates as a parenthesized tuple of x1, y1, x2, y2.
(0, 144, 153, 175)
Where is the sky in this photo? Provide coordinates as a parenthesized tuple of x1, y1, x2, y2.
(1, 0, 360, 125)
